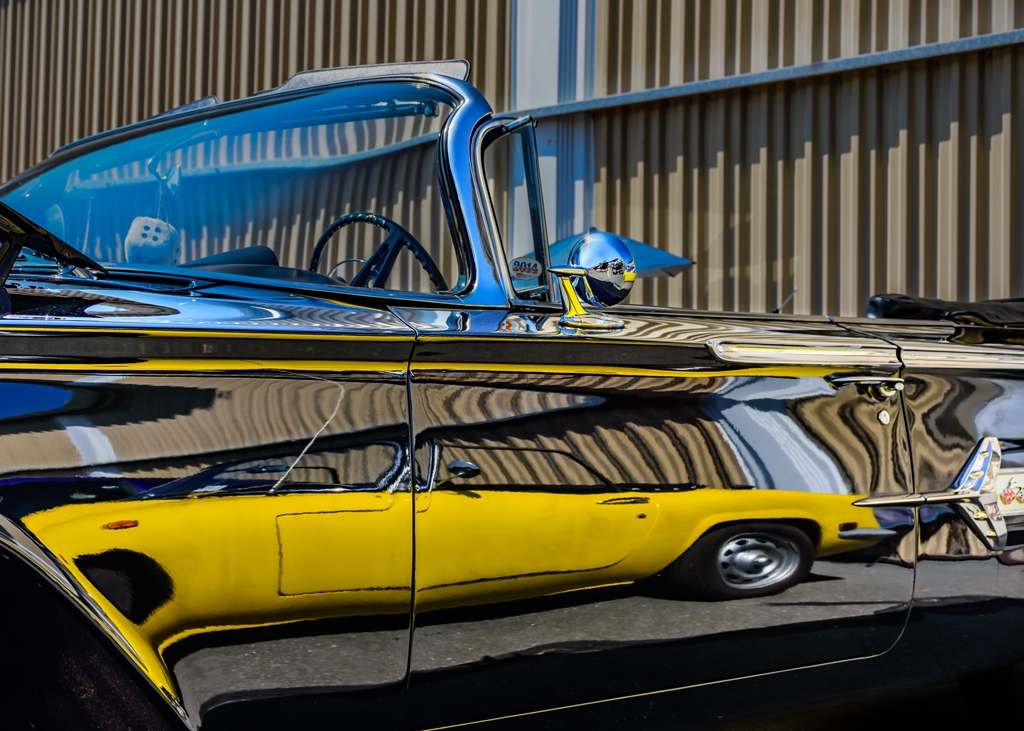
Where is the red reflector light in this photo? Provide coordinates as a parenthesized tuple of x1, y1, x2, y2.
(839, 522, 858, 532)
(102, 520, 138, 530)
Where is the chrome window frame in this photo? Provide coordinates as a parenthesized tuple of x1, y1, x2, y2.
(469, 114, 557, 310)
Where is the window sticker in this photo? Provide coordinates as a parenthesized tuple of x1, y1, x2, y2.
(510, 255, 541, 281)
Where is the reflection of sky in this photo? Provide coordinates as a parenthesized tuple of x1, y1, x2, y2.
(971, 378, 1015, 436)
(703, 377, 848, 494)
(6, 283, 411, 333)
(0, 384, 73, 420)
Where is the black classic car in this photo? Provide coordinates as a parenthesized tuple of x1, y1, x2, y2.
(1, 60, 1024, 731)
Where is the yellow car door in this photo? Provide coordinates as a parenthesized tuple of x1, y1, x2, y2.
(416, 443, 657, 610)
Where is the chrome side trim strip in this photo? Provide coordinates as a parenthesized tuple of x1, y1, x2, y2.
(898, 343, 1024, 369)
(707, 339, 901, 368)
(853, 492, 965, 508)
(0, 513, 80, 597)
(854, 437, 1007, 552)
(838, 528, 899, 540)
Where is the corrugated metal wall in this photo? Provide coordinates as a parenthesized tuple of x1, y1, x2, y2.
(592, 44, 1024, 315)
(0, 0, 511, 184)
(578, 0, 1024, 314)
(593, 0, 1021, 94)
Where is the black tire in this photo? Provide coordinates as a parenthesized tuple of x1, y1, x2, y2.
(663, 522, 814, 600)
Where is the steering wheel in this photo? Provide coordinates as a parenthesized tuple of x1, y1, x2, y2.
(309, 212, 448, 292)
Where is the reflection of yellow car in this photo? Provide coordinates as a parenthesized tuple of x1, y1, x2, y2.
(415, 443, 890, 609)
(418, 486, 884, 608)
(20, 441, 886, 698)
(19, 444, 414, 694)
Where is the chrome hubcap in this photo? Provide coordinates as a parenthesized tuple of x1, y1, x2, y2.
(716, 532, 801, 590)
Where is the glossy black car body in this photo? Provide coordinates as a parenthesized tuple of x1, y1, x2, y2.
(1, 61, 1023, 731)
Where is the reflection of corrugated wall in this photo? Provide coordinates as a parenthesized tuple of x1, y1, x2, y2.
(2, 1, 1023, 315)
(0, 374, 409, 476)
(419, 374, 899, 496)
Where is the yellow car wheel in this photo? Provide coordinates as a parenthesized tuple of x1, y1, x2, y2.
(664, 523, 814, 601)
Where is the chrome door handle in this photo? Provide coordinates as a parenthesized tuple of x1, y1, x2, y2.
(826, 375, 904, 402)
(597, 496, 650, 505)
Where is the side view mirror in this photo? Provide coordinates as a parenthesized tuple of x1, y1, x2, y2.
(446, 460, 481, 479)
(567, 231, 636, 307)
(549, 232, 635, 330)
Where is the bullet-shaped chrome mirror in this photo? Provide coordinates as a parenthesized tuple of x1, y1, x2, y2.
(563, 231, 636, 307)
(548, 232, 635, 331)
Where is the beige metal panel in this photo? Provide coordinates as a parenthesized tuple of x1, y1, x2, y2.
(594, 46, 1024, 315)
(593, 0, 1022, 97)
(0, 0, 511, 184)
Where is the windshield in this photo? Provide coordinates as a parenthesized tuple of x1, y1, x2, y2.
(0, 82, 462, 295)
(139, 441, 404, 499)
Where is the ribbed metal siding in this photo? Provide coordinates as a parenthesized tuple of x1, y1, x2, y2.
(0, 0, 511, 184)
(574, 0, 1024, 314)
(595, 44, 1024, 315)
(593, 0, 1021, 94)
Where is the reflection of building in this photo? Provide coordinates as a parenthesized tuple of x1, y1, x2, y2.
(1, 2, 1023, 314)
(2, 366, 903, 498)
(71, 113, 448, 272)
(0, 375, 402, 478)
